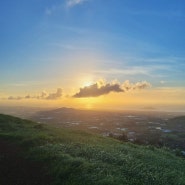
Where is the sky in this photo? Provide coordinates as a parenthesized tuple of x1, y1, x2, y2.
(0, 0, 185, 111)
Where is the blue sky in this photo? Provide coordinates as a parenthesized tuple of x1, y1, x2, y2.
(0, 0, 185, 109)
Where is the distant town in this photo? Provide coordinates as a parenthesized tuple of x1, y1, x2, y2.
(1, 106, 185, 156)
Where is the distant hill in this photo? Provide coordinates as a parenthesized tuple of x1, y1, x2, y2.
(34, 107, 98, 116)
(40, 107, 76, 113)
(170, 116, 185, 124)
(166, 115, 185, 130)
(1, 114, 185, 185)
(32, 107, 86, 118)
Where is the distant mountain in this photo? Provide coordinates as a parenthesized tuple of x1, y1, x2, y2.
(39, 107, 76, 114)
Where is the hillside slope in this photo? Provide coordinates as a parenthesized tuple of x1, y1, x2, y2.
(0, 114, 185, 185)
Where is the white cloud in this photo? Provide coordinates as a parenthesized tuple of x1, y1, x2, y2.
(45, 4, 65, 16)
(45, 0, 89, 16)
(66, 0, 88, 8)
(46, 88, 62, 100)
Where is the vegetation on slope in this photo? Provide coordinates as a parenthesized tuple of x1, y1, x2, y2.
(0, 114, 185, 185)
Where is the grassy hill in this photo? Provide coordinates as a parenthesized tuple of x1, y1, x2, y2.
(0, 114, 185, 185)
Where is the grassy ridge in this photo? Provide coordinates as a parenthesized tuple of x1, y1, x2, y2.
(0, 114, 185, 185)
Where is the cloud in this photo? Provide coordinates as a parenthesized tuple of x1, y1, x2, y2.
(25, 95, 31, 99)
(73, 80, 151, 98)
(46, 88, 62, 100)
(45, 4, 59, 16)
(45, 0, 89, 16)
(40, 91, 48, 98)
(8, 96, 23, 100)
(73, 82, 123, 98)
(122, 80, 151, 91)
(66, 0, 88, 7)
(7, 88, 63, 100)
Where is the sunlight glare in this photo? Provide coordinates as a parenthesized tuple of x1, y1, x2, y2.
(83, 81, 93, 87)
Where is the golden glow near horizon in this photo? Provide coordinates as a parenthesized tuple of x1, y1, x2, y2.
(1, 77, 185, 111)
(1, 86, 185, 111)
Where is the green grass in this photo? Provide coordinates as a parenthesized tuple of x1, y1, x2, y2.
(0, 114, 185, 185)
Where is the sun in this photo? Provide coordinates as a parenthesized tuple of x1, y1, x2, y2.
(83, 81, 93, 87)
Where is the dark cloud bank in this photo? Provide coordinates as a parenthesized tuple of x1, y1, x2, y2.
(73, 83, 123, 98)
(73, 80, 151, 98)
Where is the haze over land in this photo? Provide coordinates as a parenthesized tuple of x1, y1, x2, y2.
(1, 0, 185, 111)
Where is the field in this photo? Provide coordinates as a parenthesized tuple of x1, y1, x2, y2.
(1, 113, 185, 185)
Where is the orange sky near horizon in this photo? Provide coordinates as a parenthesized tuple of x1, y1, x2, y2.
(1, 85, 185, 112)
